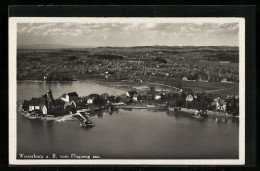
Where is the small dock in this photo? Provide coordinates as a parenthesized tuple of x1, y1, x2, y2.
(168, 107, 181, 111)
(72, 112, 94, 128)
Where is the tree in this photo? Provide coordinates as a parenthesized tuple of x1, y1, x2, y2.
(176, 80, 182, 89)
(52, 99, 65, 107)
(149, 85, 156, 95)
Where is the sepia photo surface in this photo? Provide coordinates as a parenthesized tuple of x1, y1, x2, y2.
(9, 17, 245, 165)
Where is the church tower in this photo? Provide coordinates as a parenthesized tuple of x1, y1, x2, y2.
(47, 89, 54, 105)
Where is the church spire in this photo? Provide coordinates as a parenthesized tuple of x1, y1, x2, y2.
(47, 88, 53, 105)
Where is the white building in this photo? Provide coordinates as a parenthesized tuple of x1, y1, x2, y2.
(87, 99, 93, 104)
(183, 77, 188, 81)
(60, 92, 79, 103)
(42, 105, 48, 115)
(186, 94, 193, 102)
(28, 98, 48, 115)
(154, 94, 161, 100)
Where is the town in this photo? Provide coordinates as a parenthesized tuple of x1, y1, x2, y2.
(21, 85, 239, 127)
(17, 46, 239, 84)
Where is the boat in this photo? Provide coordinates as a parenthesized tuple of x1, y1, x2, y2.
(192, 110, 208, 120)
(168, 107, 181, 111)
(80, 121, 94, 127)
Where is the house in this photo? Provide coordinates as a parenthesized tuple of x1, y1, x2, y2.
(213, 96, 221, 109)
(214, 96, 222, 102)
(186, 94, 193, 102)
(193, 94, 197, 99)
(220, 103, 227, 112)
(105, 74, 110, 79)
(183, 77, 188, 81)
(133, 94, 143, 101)
(213, 97, 227, 112)
(87, 94, 101, 104)
(60, 92, 79, 103)
(126, 91, 137, 98)
(221, 78, 227, 83)
(28, 98, 44, 111)
(87, 98, 93, 104)
(42, 105, 48, 115)
(217, 99, 227, 112)
(133, 94, 138, 101)
(154, 94, 161, 100)
(28, 97, 48, 115)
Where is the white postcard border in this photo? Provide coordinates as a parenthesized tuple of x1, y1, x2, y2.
(9, 17, 245, 165)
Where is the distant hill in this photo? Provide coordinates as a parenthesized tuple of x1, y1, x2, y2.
(17, 44, 95, 49)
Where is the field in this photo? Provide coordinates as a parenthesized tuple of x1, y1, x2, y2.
(181, 81, 239, 95)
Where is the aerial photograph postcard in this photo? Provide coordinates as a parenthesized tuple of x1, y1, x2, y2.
(9, 17, 245, 165)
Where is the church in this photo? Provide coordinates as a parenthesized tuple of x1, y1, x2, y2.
(22, 89, 54, 115)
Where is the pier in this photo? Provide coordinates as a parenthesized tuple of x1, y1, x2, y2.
(72, 112, 94, 127)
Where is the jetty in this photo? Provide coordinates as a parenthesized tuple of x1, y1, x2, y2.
(72, 112, 94, 127)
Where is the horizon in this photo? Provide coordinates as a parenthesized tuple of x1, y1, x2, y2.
(18, 22, 239, 47)
(17, 44, 239, 50)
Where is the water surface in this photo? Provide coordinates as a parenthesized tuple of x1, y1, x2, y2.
(17, 81, 239, 159)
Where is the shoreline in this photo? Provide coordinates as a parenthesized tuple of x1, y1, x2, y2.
(16, 79, 239, 94)
(179, 108, 237, 118)
(17, 79, 239, 119)
(18, 106, 75, 122)
(115, 105, 238, 118)
(19, 104, 238, 123)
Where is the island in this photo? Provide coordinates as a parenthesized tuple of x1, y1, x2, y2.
(19, 85, 239, 128)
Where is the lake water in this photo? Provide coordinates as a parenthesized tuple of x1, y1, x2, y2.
(17, 81, 239, 159)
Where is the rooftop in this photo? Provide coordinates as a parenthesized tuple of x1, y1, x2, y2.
(29, 97, 46, 106)
(67, 92, 78, 97)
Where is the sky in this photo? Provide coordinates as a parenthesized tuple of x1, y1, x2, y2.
(17, 22, 239, 47)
